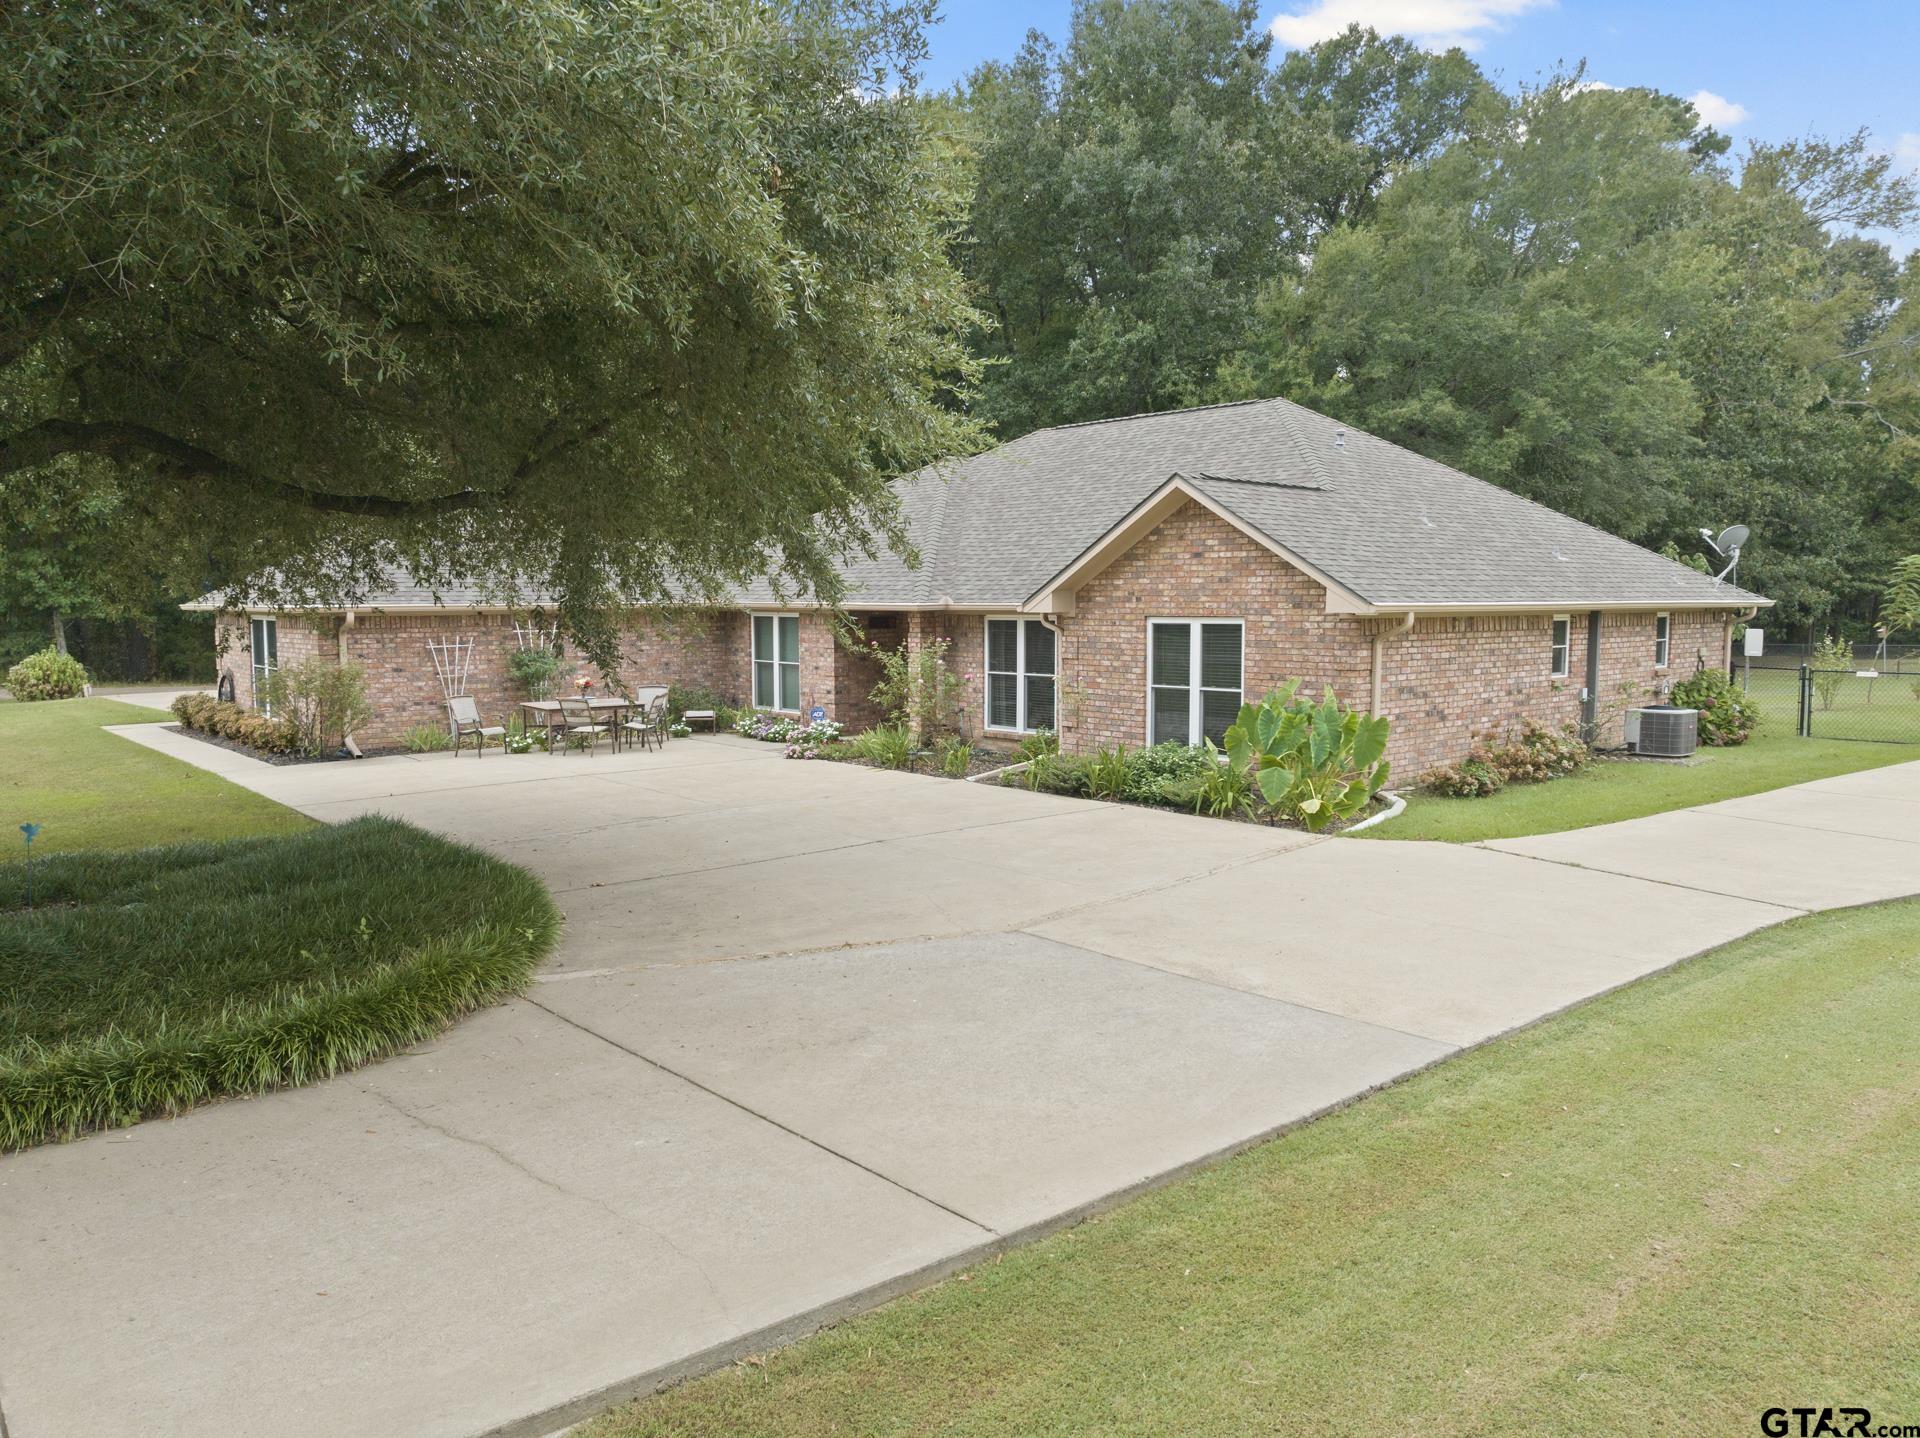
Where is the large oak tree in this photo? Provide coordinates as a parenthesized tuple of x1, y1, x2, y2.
(2, 1, 982, 662)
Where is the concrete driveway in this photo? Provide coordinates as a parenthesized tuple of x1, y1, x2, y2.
(4, 731, 1916, 1438)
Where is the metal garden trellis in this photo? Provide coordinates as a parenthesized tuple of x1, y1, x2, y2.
(426, 637, 474, 735)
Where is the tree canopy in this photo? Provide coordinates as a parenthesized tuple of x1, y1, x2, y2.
(954, 8, 1917, 630)
(2, 0, 982, 663)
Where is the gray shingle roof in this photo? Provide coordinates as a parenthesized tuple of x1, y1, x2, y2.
(199, 396, 1765, 614)
(748, 395, 1766, 610)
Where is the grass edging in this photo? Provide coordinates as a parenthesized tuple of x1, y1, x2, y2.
(1, 820, 560, 1150)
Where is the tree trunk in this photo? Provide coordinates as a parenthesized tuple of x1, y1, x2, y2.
(50, 611, 67, 655)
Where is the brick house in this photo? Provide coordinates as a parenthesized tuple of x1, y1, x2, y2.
(190, 396, 1768, 773)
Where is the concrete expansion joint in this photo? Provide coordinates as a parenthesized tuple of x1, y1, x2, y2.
(520, 995, 1000, 1239)
(1472, 845, 1813, 912)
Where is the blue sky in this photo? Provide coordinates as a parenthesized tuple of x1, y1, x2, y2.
(918, 1, 1919, 249)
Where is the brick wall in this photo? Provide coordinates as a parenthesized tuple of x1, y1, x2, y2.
(1056, 500, 1373, 752)
(213, 612, 333, 710)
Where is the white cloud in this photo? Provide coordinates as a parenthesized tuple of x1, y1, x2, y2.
(1268, 0, 1554, 53)
(1895, 132, 1920, 172)
(1687, 89, 1749, 128)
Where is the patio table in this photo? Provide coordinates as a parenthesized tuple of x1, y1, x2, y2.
(519, 696, 638, 752)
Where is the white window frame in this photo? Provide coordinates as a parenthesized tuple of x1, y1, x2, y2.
(1654, 612, 1670, 669)
(751, 613, 801, 713)
(1145, 618, 1245, 748)
(249, 616, 278, 714)
(1550, 615, 1571, 678)
(983, 617, 1057, 734)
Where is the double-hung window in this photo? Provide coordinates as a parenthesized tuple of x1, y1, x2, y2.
(250, 617, 278, 713)
(1654, 612, 1670, 669)
(752, 614, 800, 711)
(1550, 615, 1571, 678)
(985, 618, 1056, 732)
(1148, 619, 1243, 747)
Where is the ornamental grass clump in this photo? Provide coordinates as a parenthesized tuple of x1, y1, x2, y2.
(0, 816, 559, 1150)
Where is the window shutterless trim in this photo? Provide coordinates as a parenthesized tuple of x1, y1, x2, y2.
(983, 616, 1057, 734)
(1550, 614, 1571, 678)
(1145, 618, 1245, 748)
(751, 613, 801, 713)
(1654, 611, 1670, 669)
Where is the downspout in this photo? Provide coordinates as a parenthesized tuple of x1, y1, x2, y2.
(339, 611, 363, 757)
(1040, 613, 1067, 747)
(1581, 610, 1601, 742)
(1370, 611, 1415, 717)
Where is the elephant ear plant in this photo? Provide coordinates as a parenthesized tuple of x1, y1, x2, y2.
(1225, 682, 1392, 831)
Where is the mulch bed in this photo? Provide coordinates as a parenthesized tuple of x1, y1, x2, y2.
(172, 725, 406, 765)
(809, 744, 1019, 780)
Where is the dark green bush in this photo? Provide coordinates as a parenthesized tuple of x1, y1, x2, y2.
(1667, 669, 1759, 746)
(1120, 741, 1217, 804)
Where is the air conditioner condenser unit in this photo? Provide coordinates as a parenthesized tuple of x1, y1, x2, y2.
(1624, 706, 1698, 758)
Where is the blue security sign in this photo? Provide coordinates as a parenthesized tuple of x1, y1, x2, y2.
(808, 705, 828, 722)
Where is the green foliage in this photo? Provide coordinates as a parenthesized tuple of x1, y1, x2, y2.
(1421, 721, 1590, 797)
(506, 647, 563, 701)
(1165, 739, 1258, 818)
(666, 683, 729, 722)
(1668, 670, 1760, 746)
(847, 723, 915, 770)
(1, 1, 984, 674)
(1118, 741, 1217, 803)
(1017, 728, 1060, 763)
(1882, 556, 1920, 638)
(5, 647, 87, 701)
(860, 636, 965, 746)
(1225, 681, 1391, 831)
(1812, 633, 1855, 708)
(1084, 744, 1132, 800)
(170, 693, 300, 755)
(263, 659, 373, 756)
(934, 735, 974, 778)
(0, 817, 558, 1149)
(402, 723, 454, 754)
(1018, 750, 1091, 796)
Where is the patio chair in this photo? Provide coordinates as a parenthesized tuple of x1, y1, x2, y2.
(622, 693, 670, 753)
(446, 696, 507, 758)
(552, 695, 607, 757)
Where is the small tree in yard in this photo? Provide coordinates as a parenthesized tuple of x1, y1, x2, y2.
(861, 637, 964, 748)
(265, 660, 373, 756)
(1812, 633, 1854, 710)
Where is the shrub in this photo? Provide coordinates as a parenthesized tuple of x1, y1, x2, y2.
(859, 635, 964, 745)
(667, 682, 726, 721)
(1017, 728, 1059, 763)
(1811, 633, 1853, 710)
(734, 710, 842, 747)
(506, 646, 562, 699)
(402, 723, 454, 753)
(1164, 738, 1257, 818)
(1018, 750, 1091, 795)
(1420, 720, 1590, 797)
(1225, 682, 1391, 831)
(846, 723, 914, 769)
(169, 693, 299, 753)
(6, 648, 89, 701)
(1667, 669, 1759, 746)
(1420, 756, 1504, 798)
(1121, 741, 1216, 804)
(265, 659, 373, 755)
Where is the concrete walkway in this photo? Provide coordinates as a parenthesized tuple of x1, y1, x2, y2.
(3, 731, 1916, 1438)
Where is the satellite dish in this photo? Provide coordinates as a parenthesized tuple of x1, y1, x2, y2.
(1697, 523, 1751, 585)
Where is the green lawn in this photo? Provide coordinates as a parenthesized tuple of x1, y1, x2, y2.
(0, 697, 312, 858)
(1372, 727, 1917, 843)
(584, 898, 1920, 1438)
(1746, 663, 1920, 744)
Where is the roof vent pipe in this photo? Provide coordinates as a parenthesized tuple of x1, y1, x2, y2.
(1333, 428, 1346, 449)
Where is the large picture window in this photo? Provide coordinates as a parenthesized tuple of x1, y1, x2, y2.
(250, 617, 278, 713)
(985, 618, 1057, 732)
(752, 614, 800, 711)
(1148, 620, 1243, 747)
